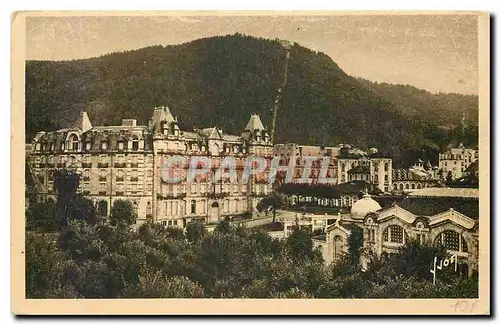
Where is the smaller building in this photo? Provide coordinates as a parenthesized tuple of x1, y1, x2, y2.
(439, 143, 478, 180)
(317, 188, 479, 277)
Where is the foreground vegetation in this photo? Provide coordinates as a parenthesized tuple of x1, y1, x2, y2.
(26, 174, 477, 299)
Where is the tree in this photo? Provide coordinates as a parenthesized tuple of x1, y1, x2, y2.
(120, 270, 204, 298)
(347, 225, 364, 265)
(26, 232, 76, 298)
(64, 195, 98, 225)
(285, 227, 314, 260)
(26, 200, 60, 231)
(58, 219, 108, 261)
(53, 169, 80, 206)
(214, 217, 232, 234)
(185, 221, 207, 243)
(446, 171, 454, 184)
(110, 199, 137, 226)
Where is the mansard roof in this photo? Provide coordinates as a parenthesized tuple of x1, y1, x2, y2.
(244, 114, 266, 132)
(371, 204, 477, 230)
(149, 106, 177, 134)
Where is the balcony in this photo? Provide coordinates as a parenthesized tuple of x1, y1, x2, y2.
(97, 163, 109, 168)
(156, 193, 187, 200)
(206, 192, 228, 199)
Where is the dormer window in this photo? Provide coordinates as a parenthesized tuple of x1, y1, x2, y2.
(161, 121, 168, 136)
(70, 134, 79, 151)
(85, 142, 91, 151)
(118, 141, 125, 151)
(132, 137, 139, 151)
(101, 140, 107, 151)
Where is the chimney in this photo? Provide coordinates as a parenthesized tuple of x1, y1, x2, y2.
(122, 119, 137, 127)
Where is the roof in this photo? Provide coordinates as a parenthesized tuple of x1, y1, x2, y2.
(347, 165, 370, 174)
(368, 151, 392, 159)
(396, 196, 479, 220)
(244, 114, 266, 132)
(334, 180, 382, 196)
(407, 187, 479, 199)
(149, 106, 176, 133)
(464, 160, 479, 173)
(392, 168, 433, 181)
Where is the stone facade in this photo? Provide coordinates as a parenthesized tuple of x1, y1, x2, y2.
(439, 144, 478, 180)
(318, 193, 479, 277)
(27, 106, 273, 227)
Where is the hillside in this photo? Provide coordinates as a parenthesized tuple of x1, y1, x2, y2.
(356, 78, 478, 129)
(25, 34, 478, 165)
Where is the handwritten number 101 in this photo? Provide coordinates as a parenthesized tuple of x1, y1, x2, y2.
(452, 301, 476, 313)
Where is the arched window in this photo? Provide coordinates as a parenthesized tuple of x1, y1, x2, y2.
(101, 140, 108, 151)
(133, 201, 139, 216)
(191, 200, 196, 214)
(132, 137, 139, 151)
(383, 225, 407, 244)
(399, 184, 404, 190)
(70, 134, 79, 151)
(333, 235, 343, 261)
(405, 184, 410, 189)
(435, 230, 468, 253)
(411, 183, 416, 189)
(98, 200, 108, 216)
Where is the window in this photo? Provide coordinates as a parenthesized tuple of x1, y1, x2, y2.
(118, 141, 125, 151)
(98, 200, 108, 216)
(99, 169, 107, 181)
(101, 141, 108, 150)
(435, 230, 468, 253)
(416, 233, 425, 245)
(190, 200, 196, 214)
(383, 225, 406, 244)
(132, 137, 139, 151)
(70, 134, 79, 151)
(333, 235, 343, 261)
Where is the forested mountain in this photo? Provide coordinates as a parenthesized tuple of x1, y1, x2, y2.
(25, 33, 478, 165)
(356, 78, 478, 129)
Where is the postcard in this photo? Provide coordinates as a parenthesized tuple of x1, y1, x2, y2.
(11, 11, 490, 315)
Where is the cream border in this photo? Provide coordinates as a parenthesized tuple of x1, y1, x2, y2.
(11, 11, 490, 315)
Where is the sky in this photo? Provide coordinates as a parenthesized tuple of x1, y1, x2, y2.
(25, 14, 478, 95)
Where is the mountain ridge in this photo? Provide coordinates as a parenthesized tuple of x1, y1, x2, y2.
(25, 33, 478, 166)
